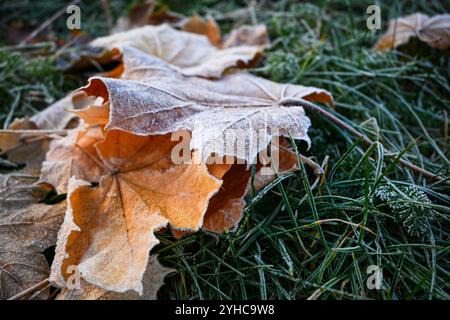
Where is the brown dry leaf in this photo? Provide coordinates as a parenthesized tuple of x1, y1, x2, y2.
(202, 163, 251, 233)
(181, 15, 222, 47)
(90, 24, 263, 78)
(38, 126, 107, 194)
(56, 46, 120, 72)
(375, 13, 450, 51)
(71, 47, 330, 236)
(112, 0, 156, 32)
(170, 160, 240, 237)
(76, 46, 332, 165)
(56, 255, 174, 300)
(0, 117, 51, 174)
(110, 2, 262, 49)
(252, 139, 299, 192)
(30, 92, 97, 130)
(48, 128, 221, 293)
(0, 174, 65, 299)
(111, 2, 220, 46)
(143, 137, 299, 237)
(202, 140, 299, 233)
(4, 136, 53, 174)
(145, 6, 183, 26)
(112, 0, 183, 33)
(223, 24, 269, 48)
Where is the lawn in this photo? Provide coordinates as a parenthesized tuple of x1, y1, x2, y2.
(0, 0, 449, 300)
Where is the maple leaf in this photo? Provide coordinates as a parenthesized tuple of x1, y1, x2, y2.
(11, 16, 332, 298)
(47, 128, 221, 293)
(69, 47, 330, 232)
(56, 255, 174, 300)
(117, 9, 222, 46)
(158, 139, 301, 238)
(202, 140, 299, 233)
(375, 13, 450, 51)
(66, 46, 331, 235)
(30, 92, 97, 130)
(39, 126, 107, 194)
(202, 163, 251, 233)
(75, 46, 332, 165)
(89, 24, 263, 78)
(107, 1, 235, 49)
(0, 174, 65, 299)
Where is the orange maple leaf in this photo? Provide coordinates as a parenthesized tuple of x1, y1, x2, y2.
(49, 128, 221, 293)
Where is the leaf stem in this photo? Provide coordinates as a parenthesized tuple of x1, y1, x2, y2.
(7, 278, 49, 300)
(280, 98, 449, 185)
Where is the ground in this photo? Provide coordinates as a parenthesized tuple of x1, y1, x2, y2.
(0, 0, 449, 300)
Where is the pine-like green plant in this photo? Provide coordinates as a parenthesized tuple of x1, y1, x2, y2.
(375, 184, 436, 239)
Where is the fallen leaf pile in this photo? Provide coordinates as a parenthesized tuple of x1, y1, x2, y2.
(0, 13, 334, 300)
(375, 13, 450, 51)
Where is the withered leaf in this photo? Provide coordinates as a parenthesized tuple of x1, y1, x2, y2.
(3, 135, 52, 174)
(39, 126, 107, 194)
(77, 46, 332, 165)
(203, 140, 299, 233)
(48, 128, 221, 293)
(30, 92, 98, 130)
(0, 118, 37, 154)
(0, 174, 65, 299)
(251, 139, 299, 192)
(90, 24, 263, 78)
(19, 18, 334, 298)
(203, 163, 250, 233)
(56, 255, 174, 300)
(181, 15, 222, 47)
(375, 13, 450, 51)
(112, 0, 157, 32)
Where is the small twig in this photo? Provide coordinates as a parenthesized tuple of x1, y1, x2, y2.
(7, 278, 49, 300)
(21, 0, 81, 45)
(280, 98, 449, 185)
